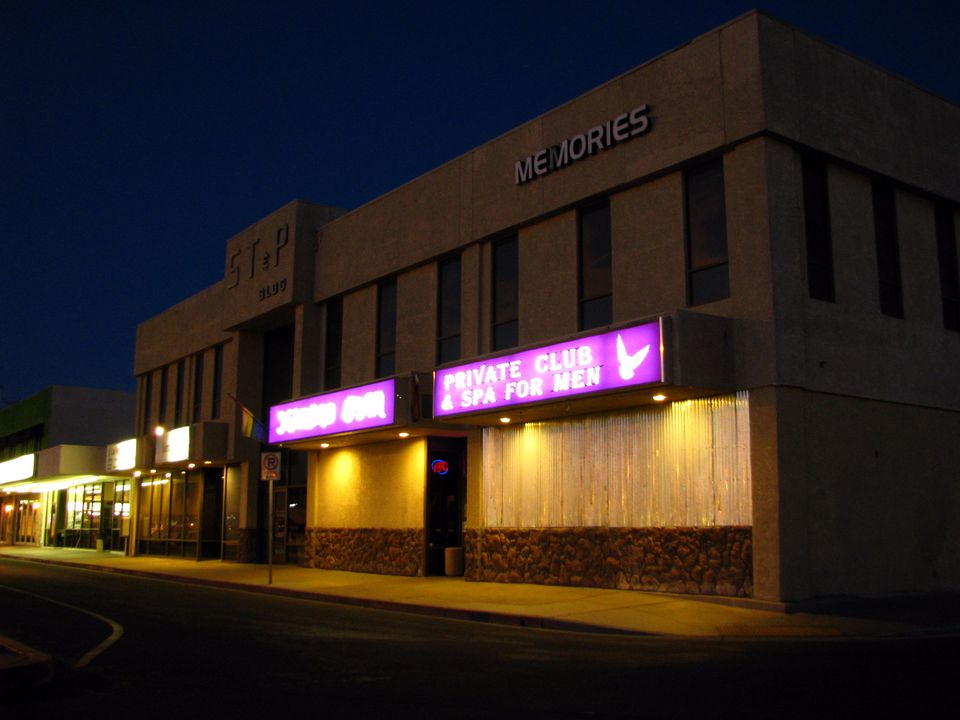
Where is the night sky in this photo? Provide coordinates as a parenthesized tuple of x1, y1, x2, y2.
(2, 0, 958, 405)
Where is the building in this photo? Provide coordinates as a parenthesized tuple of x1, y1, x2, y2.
(132, 11, 960, 603)
(0, 386, 135, 550)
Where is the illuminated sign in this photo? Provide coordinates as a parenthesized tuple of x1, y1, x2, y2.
(106, 438, 137, 472)
(269, 379, 396, 444)
(431, 459, 449, 475)
(434, 320, 663, 418)
(515, 104, 650, 185)
(0, 454, 36, 484)
(156, 426, 190, 464)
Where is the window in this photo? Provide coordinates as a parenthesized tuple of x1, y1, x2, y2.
(803, 156, 835, 301)
(685, 159, 729, 305)
(174, 360, 184, 426)
(936, 202, 960, 331)
(141, 373, 152, 435)
(437, 256, 461, 363)
(263, 325, 294, 410)
(158, 367, 168, 426)
(492, 235, 518, 350)
(579, 201, 612, 329)
(872, 181, 903, 318)
(376, 278, 397, 377)
(324, 298, 343, 389)
(211, 345, 223, 419)
(192, 352, 204, 423)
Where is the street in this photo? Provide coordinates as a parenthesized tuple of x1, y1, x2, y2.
(1, 558, 957, 718)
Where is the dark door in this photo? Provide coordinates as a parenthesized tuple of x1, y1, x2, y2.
(425, 438, 466, 575)
(200, 469, 223, 559)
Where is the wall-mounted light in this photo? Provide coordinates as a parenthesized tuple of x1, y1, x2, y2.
(154, 426, 165, 437)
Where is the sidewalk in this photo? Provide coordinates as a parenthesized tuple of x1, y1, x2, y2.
(3, 546, 960, 645)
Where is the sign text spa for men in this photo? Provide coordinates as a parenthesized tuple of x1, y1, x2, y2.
(514, 104, 651, 185)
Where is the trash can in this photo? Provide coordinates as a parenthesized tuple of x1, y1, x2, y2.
(444, 547, 464, 576)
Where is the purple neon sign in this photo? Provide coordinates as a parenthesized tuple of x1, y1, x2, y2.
(269, 379, 396, 443)
(434, 320, 663, 418)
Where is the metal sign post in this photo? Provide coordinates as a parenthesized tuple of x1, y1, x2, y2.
(261, 452, 281, 586)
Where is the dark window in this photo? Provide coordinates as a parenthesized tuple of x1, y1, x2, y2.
(437, 256, 461, 364)
(263, 324, 294, 410)
(376, 278, 397, 377)
(936, 202, 960, 331)
(579, 201, 612, 329)
(192, 352, 204, 423)
(158, 366, 168, 426)
(174, 360, 184, 426)
(492, 235, 518, 350)
(211, 345, 223, 419)
(685, 159, 729, 305)
(141, 373, 152, 435)
(872, 181, 903, 318)
(803, 156, 835, 301)
(324, 298, 343, 390)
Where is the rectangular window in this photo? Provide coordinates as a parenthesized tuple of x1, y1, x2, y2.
(192, 352, 204, 423)
(174, 360, 184, 426)
(437, 256, 461, 364)
(324, 298, 343, 389)
(376, 278, 397, 377)
(579, 201, 612, 329)
(803, 156, 835, 301)
(158, 367, 168, 426)
(936, 202, 960, 331)
(211, 345, 223, 419)
(872, 181, 903, 318)
(492, 235, 519, 351)
(141, 373, 152, 435)
(685, 159, 729, 306)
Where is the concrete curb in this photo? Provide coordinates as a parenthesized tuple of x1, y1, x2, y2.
(1, 554, 653, 637)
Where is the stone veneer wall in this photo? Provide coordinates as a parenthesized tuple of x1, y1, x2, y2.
(305, 527, 424, 576)
(464, 527, 752, 597)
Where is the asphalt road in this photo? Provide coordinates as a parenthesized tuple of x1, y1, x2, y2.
(1, 558, 957, 718)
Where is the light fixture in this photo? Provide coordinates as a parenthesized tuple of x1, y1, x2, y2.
(150, 468, 157, 474)
(499, 417, 511, 424)
(187, 463, 196, 469)
(203, 460, 212, 465)
(154, 426, 165, 437)
(320, 443, 330, 449)
(398, 432, 410, 438)
(653, 394, 667, 402)
(133, 470, 142, 478)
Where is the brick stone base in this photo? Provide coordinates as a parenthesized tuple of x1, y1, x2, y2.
(305, 527, 424, 576)
(464, 526, 752, 597)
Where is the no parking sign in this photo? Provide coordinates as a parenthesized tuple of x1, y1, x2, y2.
(261, 451, 281, 481)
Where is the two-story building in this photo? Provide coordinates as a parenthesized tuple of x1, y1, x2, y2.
(131, 11, 960, 604)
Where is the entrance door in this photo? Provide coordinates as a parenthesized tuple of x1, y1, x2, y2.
(425, 438, 466, 575)
(199, 469, 223, 559)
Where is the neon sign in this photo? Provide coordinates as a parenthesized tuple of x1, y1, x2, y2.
(269, 379, 396, 443)
(434, 320, 663, 418)
(431, 459, 449, 475)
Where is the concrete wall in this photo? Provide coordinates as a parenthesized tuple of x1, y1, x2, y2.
(308, 439, 426, 529)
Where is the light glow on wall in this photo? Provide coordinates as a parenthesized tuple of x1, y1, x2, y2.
(434, 320, 664, 418)
(269, 379, 396, 444)
(106, 439, 137, 472)
(156, 426, 190, 463)
(0, 454, 36, 484)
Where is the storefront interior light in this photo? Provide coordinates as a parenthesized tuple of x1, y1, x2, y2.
(653, 394, 667, 402)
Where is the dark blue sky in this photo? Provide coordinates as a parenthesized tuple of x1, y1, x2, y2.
(1, 0, 957, 404)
